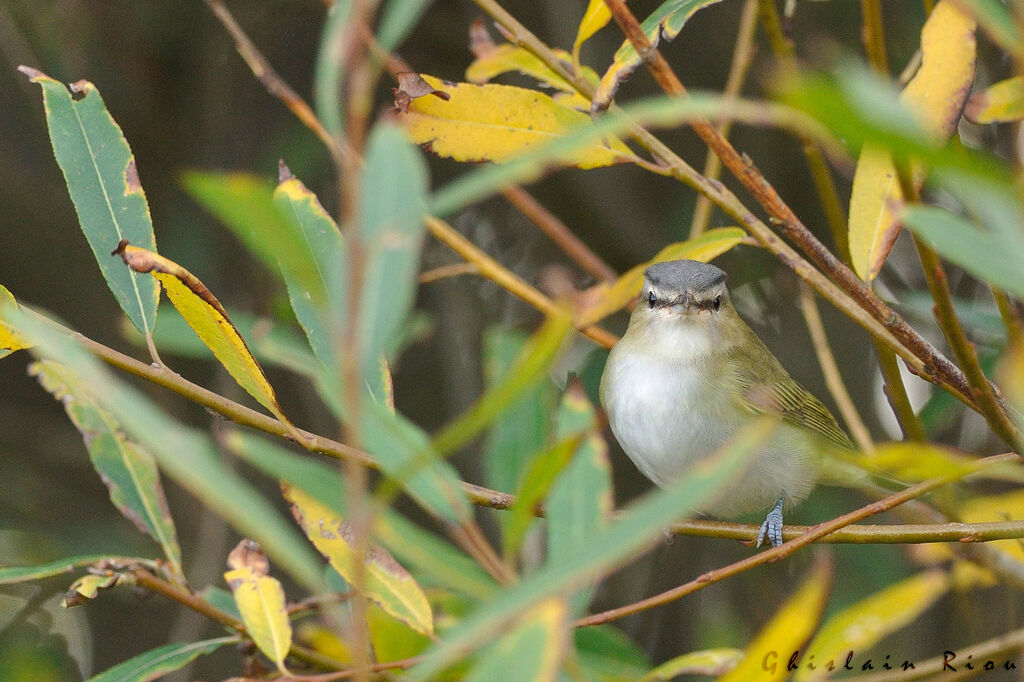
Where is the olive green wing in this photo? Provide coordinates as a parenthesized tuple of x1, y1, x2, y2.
(726, 341, 853, 451)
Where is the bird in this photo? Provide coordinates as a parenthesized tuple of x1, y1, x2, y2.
(599, 258, 853, 547)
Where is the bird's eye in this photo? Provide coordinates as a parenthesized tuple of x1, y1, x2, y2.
(648, 290, 657, 308)
(712, 295, 721, 312)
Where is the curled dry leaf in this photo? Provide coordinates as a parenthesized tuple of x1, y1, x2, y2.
(227, 539, 270, 577)
(394, 72, 451, 113)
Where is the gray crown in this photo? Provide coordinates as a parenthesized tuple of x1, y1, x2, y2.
(644, 259, 727, 293)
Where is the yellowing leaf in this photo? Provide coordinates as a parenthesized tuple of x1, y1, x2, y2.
(857, 441, 976, 481)
(396, 74, 635, 170)
(959, 490, 1024, 564)
(283, 485, 434, 636)
(62, 573, 121, 608)
(642, 648, 744, 680)
(965, 74, 1024, 124)
(224, 542, 292, 676)
(113, 241, 289, 424)
(849, 0, 976, 280)
(593, 0, 727, 110)
(720, 559, 831, 682)
(0, 285, 31, 358)
(573, 0, 613, 66)
(576, 226, 745, 326)
(794, 571, 950, 681)
(467, 45, 594, 94)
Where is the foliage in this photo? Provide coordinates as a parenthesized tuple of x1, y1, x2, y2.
(2, 0, 1024, 679)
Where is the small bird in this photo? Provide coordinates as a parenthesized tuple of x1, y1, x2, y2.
(599, 259, 852, 547)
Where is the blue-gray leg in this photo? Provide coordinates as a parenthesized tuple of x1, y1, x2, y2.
(756, 496, 785, 548)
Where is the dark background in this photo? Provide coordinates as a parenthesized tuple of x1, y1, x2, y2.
(0, 1, 1017, 679)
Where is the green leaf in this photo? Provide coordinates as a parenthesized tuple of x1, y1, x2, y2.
(224, 430, 495, 600)
(0, 285, 31, 359)
(546, 384, 612, 612)
(593, 0, 727, 109)
(481, 326, 559, 494)
(86, 636, 238, 682)
(377, 0, 432, 53)
(576, 626, 651, 681)
(356, 123, 429, 378)
(904, 205, 1024, 299)
(314, 1, 354, 140)
(30, 360, 182, 576)
(19, 67, 159, 337)
(1, 307, 325, 592)
(464, 599, 569, 682)
(433, 311, 573, 456)
(642, 648, 743, 680)
(180, 171, 322, 304)
(794, 571, 950, 681)
(0, 555, 151, 585)
(503, 436, 580, 559)
(408, 419, 774, 679)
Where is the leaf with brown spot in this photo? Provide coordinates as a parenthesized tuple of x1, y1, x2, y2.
(112, 240, 291, 425)
(284, 485, 434, 637)
(965, 74, 1024, 124)
(223, 540, 292, 675)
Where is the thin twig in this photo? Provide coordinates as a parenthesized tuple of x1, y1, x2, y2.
(993, 288, 1024, 350)
(668, 517, 1024, 544)
(577, 453, 1019, 627)
(688, 0, 759, 238)
(419, 262, 480, 283)
(799, 283, 874, 452)
(502, 185, 617, 283)
(873, 339, 928, 441)
(860, 0, 890, 74)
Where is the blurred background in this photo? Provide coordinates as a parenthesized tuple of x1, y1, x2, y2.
(0, 0, 1019, 679)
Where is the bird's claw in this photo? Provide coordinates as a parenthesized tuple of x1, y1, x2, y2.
(756, 497, 785, 548)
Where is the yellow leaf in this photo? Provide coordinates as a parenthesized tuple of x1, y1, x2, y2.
(576, 227, 745, 326)
(965, 75, 1024, 124)
(0, 285, 32, 357)
(296, 623, 351, 664)
(396, 74, 635, 170)
(112, 240, 289, 424)
(848, 0, 976, 280)
(857, 442, 976, 482)
(283, 485, 434, 637)
(224, 564, 293, 675)
(959, 490, 1024, 564)
(720, 559, 831, 682)
(61, 573, 120, 608)
(467, 45, 598, 94)
(573, 0, 613, 66)
(642, 648, 744, 680)
(794, 571, 950, 681)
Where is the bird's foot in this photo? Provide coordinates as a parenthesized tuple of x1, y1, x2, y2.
(756, 497, 785, 548)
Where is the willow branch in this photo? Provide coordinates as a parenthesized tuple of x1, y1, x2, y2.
(874, 339, 928, 441)
(799, 283, 874, 452)
(688, 0, 759, 238)
(994, 288, 1024, 349)
(860, 0, 890, 74)
(501, 185, 617, 283)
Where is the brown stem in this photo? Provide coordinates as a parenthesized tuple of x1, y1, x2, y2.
(668, 517, 1024, 544)
(873, 339, 927, 441)
(577, 453, 1019, 627)
(860, 0, 890, 74)
(502, 185, 617, 283)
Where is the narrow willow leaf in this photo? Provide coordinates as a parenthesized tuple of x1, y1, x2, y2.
(503, 436, 580, 560)
(577, 227, 746, 326)
(367, 601, 432, 663)
(408, 420, 773, 680)
(575, 626, 651, 681)
(357, 124, 428, 378)
(0, 285, 31, 359)
(19, 67, 159, 336)
(573, 0, 613, 65)
(224, 430, 496, 600)
(720, 559, 831, 682)
(272, 165, 345, 375)
(113, 241, 290, 424)
(856, 442, 978, 482)
(904, 205, 1024, 299)
(433, 311, 572, 457)
(396, 74, 636, 169)
(965, 75, 1024, 124)
(30, 360, 182, 575)
(794, 571, 950, 681)
(2, 307, 325, 591)
(181, 171, 322, 302)
(313, 1, 354, 140)
(848, 0, 976, 280)
(546, 384, 612, 612)
(481, 327, 558, 495)
(224, 541, 292, 675)
(467, 44, 598, 94)
(87, 636, 238, 682)
(593, 0, 726, 110)
(464, 598, 569, 682)
(0, 555, 150, 585)
(284, 485, 435, 637)
(644, 649, 743, 680)
(377, 0, 432, 53)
